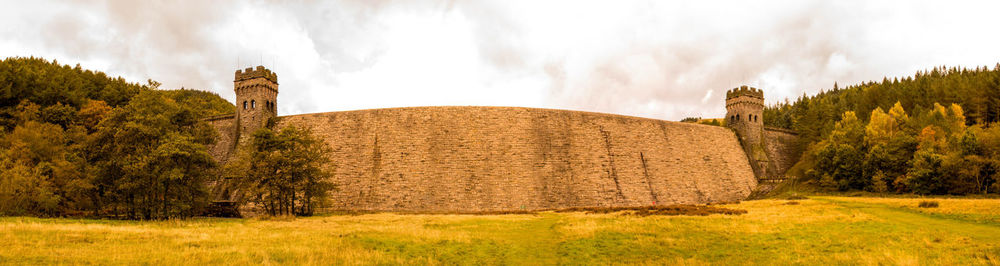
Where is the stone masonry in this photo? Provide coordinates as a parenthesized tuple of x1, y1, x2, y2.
(724, 86, 802, 178)
(202, 67, 804, 212)
(274, 107, 758, 212)
(763, 127, 803, 177)
(204, 66, 279, 163)
(234, 66, 278, 136)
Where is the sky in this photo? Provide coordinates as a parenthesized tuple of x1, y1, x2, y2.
(2, 0, 1000, 120)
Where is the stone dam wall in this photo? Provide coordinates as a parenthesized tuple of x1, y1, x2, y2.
(272, 106, 757, 212)
(205, 114, 238, 162)
(763, 127, 803, 178)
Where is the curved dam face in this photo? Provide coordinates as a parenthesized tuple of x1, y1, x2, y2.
(275, 106, 757, 212)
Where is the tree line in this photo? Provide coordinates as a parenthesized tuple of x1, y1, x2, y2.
(680, 117, 724, 127)
(0, 57, 333, 219)
(765, 65, 1000, 194)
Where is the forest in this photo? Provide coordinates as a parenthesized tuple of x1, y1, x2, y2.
(765, 65, 1000, 194)
(0, 57, 330, 219)
(3, 57, 998, 220)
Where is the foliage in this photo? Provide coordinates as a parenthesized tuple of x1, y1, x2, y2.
(159, 88, 235, 117)
(764, 65, 1000, 141)
(769, 64, 1000, 195)
(87, 90, 218, 219)
(0, 57, 236, 219)
(226, 125, 334, 216)
(918, 200, 940, 208)
(680, 117, 700, 123)
(799, 100, 1000, 194)
(0, 57, 144, 130)
(0, 116, 89, 216)
(680, 117, 724, 127)
(700, 118, 723, 126)
(0, 122, 72, 215)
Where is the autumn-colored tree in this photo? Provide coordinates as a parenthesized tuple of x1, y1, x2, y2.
(88, 91, 217, 219)
(862, 102, 916, 192)
(0, 121, 87, 216)
(0, 57, 236, 219)
(76, 100, 112, 131)
(226, 126, 333, 216)
(812, 111, 867, 190)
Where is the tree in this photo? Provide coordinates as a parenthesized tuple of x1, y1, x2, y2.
(40, 102, 76, 129)
(762, 64, 1000, 195)
(863, 103, 916, 192)
(943, 127, 999, 194)
(865, 107, 895, 146)
(76, 100, 111, 132)
(0, 121, 85, 216)
(88, 90, 217, 219)
(226, 125, 333, 216)
(812, 111, 867, 190)
(904, 126, 950, 194)
(0, 57, 237, 218)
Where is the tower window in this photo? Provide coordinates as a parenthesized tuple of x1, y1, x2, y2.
(251, 100, 256, 109)
(243, 101, 247, 110)
(736, 114, 740, 121)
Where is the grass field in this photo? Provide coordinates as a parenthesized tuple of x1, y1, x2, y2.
(1, 197, 999, 265)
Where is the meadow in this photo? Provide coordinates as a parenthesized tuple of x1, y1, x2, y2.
(1, 197, 998, 265)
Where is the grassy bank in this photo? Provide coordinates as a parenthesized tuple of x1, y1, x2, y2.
(1, 197, 998, 265)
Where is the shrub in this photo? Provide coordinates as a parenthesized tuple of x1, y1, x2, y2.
(918, 200, 939, 208)
(785, 195, 808, 200)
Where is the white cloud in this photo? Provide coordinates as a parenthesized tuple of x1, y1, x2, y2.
(2, 0, 1000, 120)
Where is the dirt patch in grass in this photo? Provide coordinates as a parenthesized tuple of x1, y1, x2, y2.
(321, 205, 747, 216)
(323, 209, 539, 216)
(554, 205, 747, 216)
(707, 200, 741, 205)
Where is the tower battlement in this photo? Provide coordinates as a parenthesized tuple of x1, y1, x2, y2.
(234, 66, 278, 136)
(235, 66, 278, 84)
(725, 85, 763, 101)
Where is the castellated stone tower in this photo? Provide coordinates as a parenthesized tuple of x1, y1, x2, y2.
(726, 85, 768, 177)
(234, 66, 278, 135)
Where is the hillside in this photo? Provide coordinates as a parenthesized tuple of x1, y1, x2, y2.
(0, 57, 236, 218)
(763, 65, 1000, 195)
(764, 65, 1000, 142)
(0, 57, 234, 130)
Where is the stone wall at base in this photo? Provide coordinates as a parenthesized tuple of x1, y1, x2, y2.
(274, 106, 758, 212)
(204, 114, 238, 163)
(763, 128, 803, 177)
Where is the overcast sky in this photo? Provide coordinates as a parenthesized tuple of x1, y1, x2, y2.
(3, 0, 1000, 120)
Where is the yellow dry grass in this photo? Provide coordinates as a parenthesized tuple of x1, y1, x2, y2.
(823, 196, 1000, 219)
(0, 197, 998, 265)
